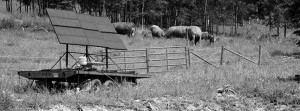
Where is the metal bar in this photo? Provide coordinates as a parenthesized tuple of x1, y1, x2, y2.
(123, 67, 147, 70)
(85, 46, 90, 62)
(258, 45, 261, 65)
(168, 63, 187, 67)
(191, 52, 219, 68)
(168, 58, 187, 60)
(69, 52, 105, 56)
(149, 64, 169, 67)
(124, 51, 126, 72)
(167, 52, 186, 55)
(148, 53, 165, 56)
(110, 55, 146, 59)
(66, 44, 69, 68)
(59, 56, 62, 69)
(223, 47, 257, 64)
(105, 48, 108, 71)
(108, 56, 125, 72)
(113, 61, 146, 64)
(109, 49, 146, 52)
(220, 46, 224, 65)
(51, 53, 66, 69)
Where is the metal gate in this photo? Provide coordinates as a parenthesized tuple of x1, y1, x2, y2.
(108, 46, 189, 74)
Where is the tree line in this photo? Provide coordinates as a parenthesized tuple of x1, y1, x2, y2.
(3, 0, 300, 36)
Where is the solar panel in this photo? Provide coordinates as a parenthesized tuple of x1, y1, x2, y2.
(46, 8, 127, 50)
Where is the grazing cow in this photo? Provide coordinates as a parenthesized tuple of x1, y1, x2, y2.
(150, 25, 165, 37)
(165, 26, 189, 38)
(201, 32, 215, 43)
(187, 26, 202, 45)
(112, 22, 135, 37)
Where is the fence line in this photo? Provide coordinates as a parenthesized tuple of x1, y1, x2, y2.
(220, 45, 261, 65)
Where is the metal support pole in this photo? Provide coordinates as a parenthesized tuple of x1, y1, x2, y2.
(220, 46, 224, 65)
(85, 46, 89, 61)
(59, 56, 62, 69)
(66, 44, 69, 68)
(258, 45, 261, 65)
(105, 48, 108, 71)
(124, 51, 126, 71)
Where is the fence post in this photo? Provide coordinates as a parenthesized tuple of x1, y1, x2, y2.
(220, 46, 224, 65)
(146, 48, 149, 73)
(166, 48, 169, 71)
(258, 45, 261, 65)
(185, 47, 188, 69)
(124, 51, 126, 71)
(188, 48, 191, 67)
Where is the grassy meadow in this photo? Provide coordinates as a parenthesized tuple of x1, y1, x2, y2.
(1, 12, 300, 110)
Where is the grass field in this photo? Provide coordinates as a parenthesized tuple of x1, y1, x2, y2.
(1, 10, 300, 110)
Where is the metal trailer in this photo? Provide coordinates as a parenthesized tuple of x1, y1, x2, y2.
(17, 8, 151, 92)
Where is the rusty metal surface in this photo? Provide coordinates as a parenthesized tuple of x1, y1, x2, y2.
(46, 8, 127, 50)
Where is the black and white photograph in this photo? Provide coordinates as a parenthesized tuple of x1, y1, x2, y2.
(0, 0, 300, 110)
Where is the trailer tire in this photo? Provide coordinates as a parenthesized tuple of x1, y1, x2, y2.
(88, 79, 102, 93)
(104, 80, 115, 87)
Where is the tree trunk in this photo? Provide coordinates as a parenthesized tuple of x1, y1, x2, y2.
(204, 0, 208, 31)
(269, 13, 272, 35)
(175, 9, 178, 26)
(123, 1, 126, 22)
(142, 0, 145, 30)
(277, 25, 279, 36)
(234, 4, 238, 35)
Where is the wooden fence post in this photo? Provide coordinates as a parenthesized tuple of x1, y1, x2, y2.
(258, 45, 261, 65)
(220, 46, 224, 65)
(166, 48, 169, 71)
(185, 47, 188, 69)
(146, 48, 149, 73)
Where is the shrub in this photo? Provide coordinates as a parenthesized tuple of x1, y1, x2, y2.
(0, 18, 15, 29)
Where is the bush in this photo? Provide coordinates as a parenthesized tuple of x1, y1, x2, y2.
(0, 18, 15, 29)
(0, 14, 52, 32)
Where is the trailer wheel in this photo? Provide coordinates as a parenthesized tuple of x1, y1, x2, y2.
(88, 79, 101, 93)
(104, 80, 116, 87)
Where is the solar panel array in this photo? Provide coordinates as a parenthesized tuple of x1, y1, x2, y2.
(46, 8, 127, 50)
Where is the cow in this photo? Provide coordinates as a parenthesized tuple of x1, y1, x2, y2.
(112, 22, 135, 37)
(201, 32, 216, 44)
(187, 26, 202, 45)
(149, 25, 165, 37)
(165, 26, 189, 38)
